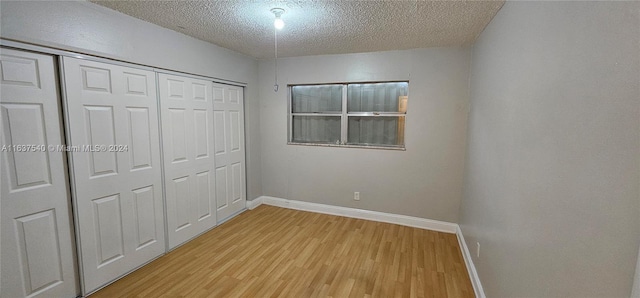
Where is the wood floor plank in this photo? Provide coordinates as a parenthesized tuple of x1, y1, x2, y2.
(90, 205, 474, 298)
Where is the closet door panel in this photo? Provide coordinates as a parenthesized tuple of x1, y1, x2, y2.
(127, 107, 153, 170)
(63, 57, 164, 294)
(1, 48, 79, 297)
(159, 73, 216, 249)
(132, 185, 159, 249)
(213, 83, 246, 222)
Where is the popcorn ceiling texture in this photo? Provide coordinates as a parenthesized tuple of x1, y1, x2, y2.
(92, 0, 504, 59)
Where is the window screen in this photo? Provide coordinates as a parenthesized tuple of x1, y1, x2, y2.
(289, 82, 408, 149)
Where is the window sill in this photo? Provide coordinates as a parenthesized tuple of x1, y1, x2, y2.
(287, 142, 406, 151)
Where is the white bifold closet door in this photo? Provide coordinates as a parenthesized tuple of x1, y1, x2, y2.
(62, 57, 165, 294)
(213, 83, 246, 222)
(158, 73, 217, 250)
(1, 49, 79, 297)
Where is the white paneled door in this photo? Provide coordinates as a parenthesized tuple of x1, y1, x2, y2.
(0, 48, 79, 297)
(62, 57, 165, 294)
(212, 83, 246, 222)
(158, 74, 217, 250)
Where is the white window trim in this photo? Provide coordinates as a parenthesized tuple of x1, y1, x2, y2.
(287, 81, 408, 150)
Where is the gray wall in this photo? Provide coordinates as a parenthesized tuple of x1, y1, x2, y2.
(0, 1, 263, 200)
(459, 1, 640, 297)
(634, 251, 640, 297)
(258, 48, 471, 223)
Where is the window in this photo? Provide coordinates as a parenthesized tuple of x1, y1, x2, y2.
(288, 82, 408, 149)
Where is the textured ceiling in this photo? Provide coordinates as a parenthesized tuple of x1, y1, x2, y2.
(91, 0, 505, 59)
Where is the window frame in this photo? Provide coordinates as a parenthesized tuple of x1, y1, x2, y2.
(287, 81, 408, 150)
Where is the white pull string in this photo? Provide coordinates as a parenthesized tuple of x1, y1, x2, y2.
(274, 25, 279, 92)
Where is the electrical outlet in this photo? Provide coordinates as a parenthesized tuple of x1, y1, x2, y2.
(354, 192, 360, 201)
(476, 242, 480, 258)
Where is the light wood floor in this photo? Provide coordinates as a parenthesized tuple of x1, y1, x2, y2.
(91, 205, 474, 297)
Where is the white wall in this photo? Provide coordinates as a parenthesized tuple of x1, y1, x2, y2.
(459, 1, 640, 297)
(0, 1, 263, 200)
(258, 48, 471, 222)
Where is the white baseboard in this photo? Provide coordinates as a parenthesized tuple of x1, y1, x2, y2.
(456, 226, 486, 298)
(246, 197, 263, 210)
(253, 196, 457, 234)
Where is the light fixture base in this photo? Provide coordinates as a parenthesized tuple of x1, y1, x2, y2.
(270, 8, 285, 17)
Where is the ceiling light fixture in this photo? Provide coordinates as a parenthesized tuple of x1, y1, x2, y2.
(271, 8, 285, 92)
(271, 8, 285, 30)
